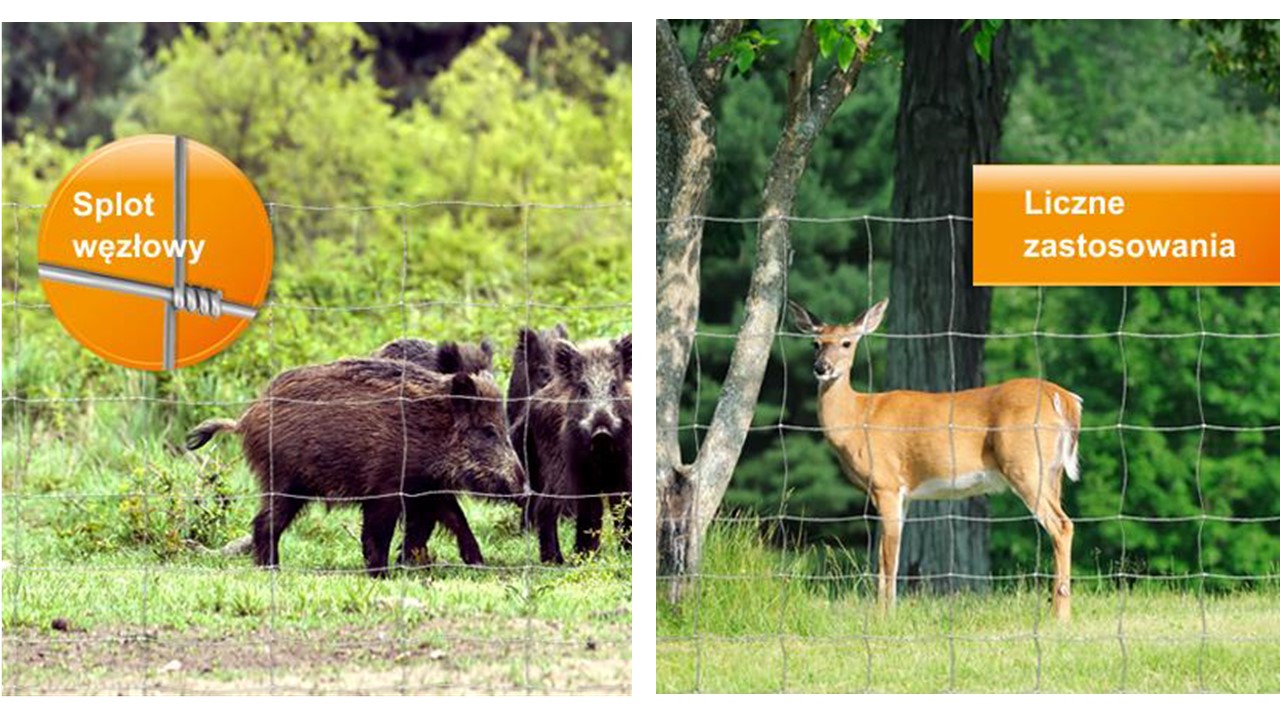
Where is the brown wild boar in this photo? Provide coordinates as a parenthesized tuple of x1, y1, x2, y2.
(186, 359, 525, 576)
(373, 338, 494, 377)
(370, 337, 496, 564)
(522, 334, 632, 563)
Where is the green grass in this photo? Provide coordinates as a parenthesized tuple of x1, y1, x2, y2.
(3, 415, 631, 694)
(658, 522, 1280, 693)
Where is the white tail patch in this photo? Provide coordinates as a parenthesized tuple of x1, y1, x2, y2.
(1052, 392, 1082, 482)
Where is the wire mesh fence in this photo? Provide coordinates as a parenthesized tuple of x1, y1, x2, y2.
(2, 198, 633, 695)
(656, 213, 1280, 693)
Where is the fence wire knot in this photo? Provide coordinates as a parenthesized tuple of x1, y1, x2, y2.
(172, 284, 223, 318)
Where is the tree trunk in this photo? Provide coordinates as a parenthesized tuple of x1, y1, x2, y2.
(885, 20, 1010, 595)
(655, 19, 742, 599)
(657, 21, 875, 602)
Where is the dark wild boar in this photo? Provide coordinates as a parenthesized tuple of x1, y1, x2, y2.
(370, 337, 496, 563)
(373, 338, 494, 377)
(507, 324, 569, 529)
(505, 324, 568, 428)
(523, 334, 632, 563)
(186, 359, 524, 576)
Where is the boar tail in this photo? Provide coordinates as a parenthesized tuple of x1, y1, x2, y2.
(185, 418, 240, 451)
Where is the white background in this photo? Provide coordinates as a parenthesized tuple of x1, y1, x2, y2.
(2, 3, 1276, 712)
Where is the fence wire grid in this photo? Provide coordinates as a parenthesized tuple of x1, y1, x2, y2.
(656, 213, 1280, 693)
(1, 198, 633, 695)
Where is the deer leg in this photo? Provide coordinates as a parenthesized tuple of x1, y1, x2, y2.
(1005, 466, 1074, 621)
(872, 485, 907, 611)
(1047, 498, 1074, 621)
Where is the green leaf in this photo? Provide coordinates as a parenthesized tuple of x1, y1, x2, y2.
(837, 36, 856, 72)
(736, 47, 756, 74)
(818, 25, 838, 58)
(973, 29, 993, 61)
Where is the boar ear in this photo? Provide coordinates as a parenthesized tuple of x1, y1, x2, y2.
(788, 299, 823, 334)
(450, 372, 478, 411)
(480, 338, 494, 361)
(553, 340, 584, 382)
(375, 339, 404, 361)
(436, 341, 462, 373)
(554, 323, 569, 340)
(615, 333, 632, 378)
(516, 327, 542, 362)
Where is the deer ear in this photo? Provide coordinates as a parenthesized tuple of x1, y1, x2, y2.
(857, 298, 889, 334)
(788, 299, 822, 334)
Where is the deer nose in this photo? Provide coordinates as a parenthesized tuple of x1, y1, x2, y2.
(813, 359, 831, 377)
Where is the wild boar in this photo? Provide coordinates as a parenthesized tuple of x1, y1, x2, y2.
(505, 324, 568, 428)
(523, 334, 632, 563)
(186, 359, 525, 576)
(507, 324, 569, 529)
(373, 338, 494, 377)
(370, 337, 496, 564)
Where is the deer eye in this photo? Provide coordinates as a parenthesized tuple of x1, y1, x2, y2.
(841, 340, 852, 349)
(811, 340, 821, 349)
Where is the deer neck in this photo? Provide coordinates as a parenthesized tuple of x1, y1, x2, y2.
(817, 369, 866, 434)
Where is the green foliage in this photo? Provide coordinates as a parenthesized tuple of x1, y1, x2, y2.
(1183, 20, 1280, 98)
(116, 23, 392, 209)
(961, 19, 1005, 61)
(812, 20, 880, 71)
(711, 28, 780, 76)
(0, 132, 89, 289)
(1003, 21, 1280, 164)
(2, 23, 147, 145)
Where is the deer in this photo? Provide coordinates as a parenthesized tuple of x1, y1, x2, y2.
(788, 297, 1082, 621)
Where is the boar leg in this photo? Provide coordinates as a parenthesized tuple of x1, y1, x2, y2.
(434, 497, 484, 566)
(534, 500, 565, 564)
(399, 496, 439, 567)
(399, 496, 484, 566)
(361, 498, 401, 578)
(252, 493, 306, 568)
(574, 497, 604, 555)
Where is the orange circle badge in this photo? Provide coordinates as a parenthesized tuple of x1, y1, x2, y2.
(37, 135, 272, 371)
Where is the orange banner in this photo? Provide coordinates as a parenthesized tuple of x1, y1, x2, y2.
(973, 165, 1280, 286)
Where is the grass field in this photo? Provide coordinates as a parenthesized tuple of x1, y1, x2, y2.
(1, 267, 633, 694)
(3, 469, 631, 695)
(657, 523, 1280, 693)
